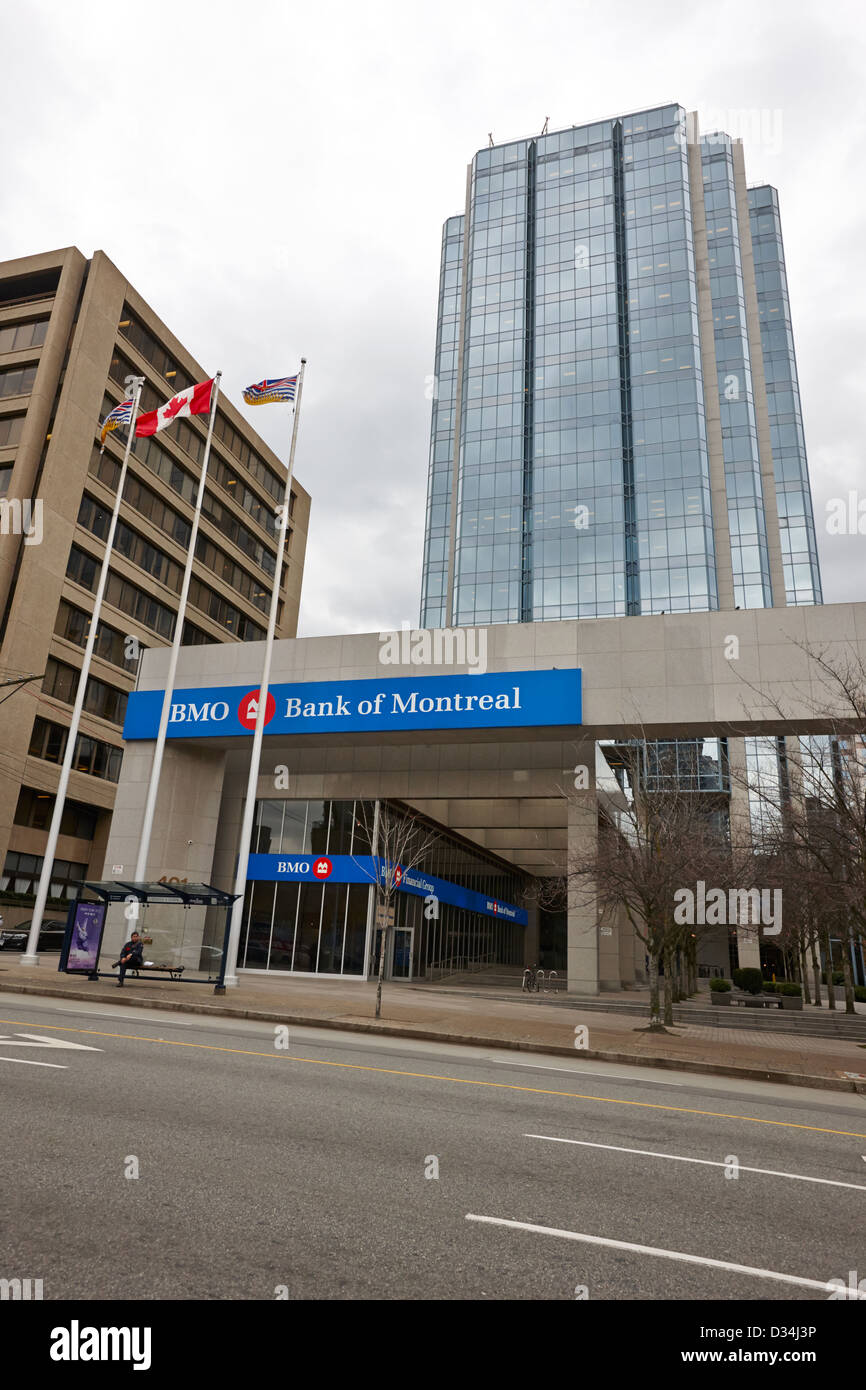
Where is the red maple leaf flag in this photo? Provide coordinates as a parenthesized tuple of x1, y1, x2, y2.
(135, 379, 214, 438)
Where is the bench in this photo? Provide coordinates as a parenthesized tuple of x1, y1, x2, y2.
(114, 963, 186, 982)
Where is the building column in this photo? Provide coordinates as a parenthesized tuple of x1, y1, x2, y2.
(567, 743, 598, 994)
(524, 898, 540, 968)
(727, 736, 761, 970)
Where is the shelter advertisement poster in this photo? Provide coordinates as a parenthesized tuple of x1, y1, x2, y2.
(64, 901, 107, 973)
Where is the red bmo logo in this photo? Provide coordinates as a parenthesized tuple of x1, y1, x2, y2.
(238, 690, 276, 731)
(393, 865, 403, 886)
(313, 857, 332, 880)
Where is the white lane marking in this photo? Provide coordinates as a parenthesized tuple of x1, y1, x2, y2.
(488, 1059, 683, 1086)
(524, 1134, 866, 1192)
(0, 1056, 67, 1069)
(465, 1214, 866, 1296)
(0, 1032, 103, 1052)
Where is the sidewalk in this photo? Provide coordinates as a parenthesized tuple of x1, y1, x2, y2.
(2, 959, 866, 1093)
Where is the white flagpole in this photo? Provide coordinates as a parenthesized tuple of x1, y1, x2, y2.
(223, 360, 306, 987)
(21, 376, 146, 966)
(132, 373, 222, 889)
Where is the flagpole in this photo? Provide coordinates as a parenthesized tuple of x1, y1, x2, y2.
(222, 359, 306, 987)
(132, 373, 222, 889)
(21, 376, 146, 966)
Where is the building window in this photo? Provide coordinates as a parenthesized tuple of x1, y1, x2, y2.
(0, 319, 48, 354)
(13, 786, 99, 840)
(66, 545, 177, 640)
(0, 466, 11, 497)
(0, 416, 25, 447)
(1, 850, 88, 903)
(54, 599, 146, 672)
(0, 364, 37, 399)
(42, 657, 129, 726)
(28, 716, 124, 782)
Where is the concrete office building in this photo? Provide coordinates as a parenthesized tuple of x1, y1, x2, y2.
(0, 248, 310, 927)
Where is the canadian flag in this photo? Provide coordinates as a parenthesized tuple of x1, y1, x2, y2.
(135, 379, 214, 437)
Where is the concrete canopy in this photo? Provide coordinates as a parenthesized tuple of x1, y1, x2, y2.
(109, 603, 866, 880)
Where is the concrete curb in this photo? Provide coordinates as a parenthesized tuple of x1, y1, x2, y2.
(2, 978, 865, 1094)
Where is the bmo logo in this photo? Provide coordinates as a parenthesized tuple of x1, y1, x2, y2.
(274, 857, 332, 879)
(238, 690, 276, 731)
(394, 865, 403, 887)
(169, 700, 229, 724)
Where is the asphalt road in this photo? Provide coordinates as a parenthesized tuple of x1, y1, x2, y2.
(1, 991, 865, 1301)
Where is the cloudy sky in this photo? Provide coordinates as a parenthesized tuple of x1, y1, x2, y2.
(2, 0, 864, 635)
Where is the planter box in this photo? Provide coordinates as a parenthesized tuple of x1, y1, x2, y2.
(781, 995, 803, 1010)
(710, 992, 731, 1005)
(744, 996, 779, 1008)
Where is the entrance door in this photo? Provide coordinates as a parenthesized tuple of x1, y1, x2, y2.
(370, 927, 414, 981)
(391, 927, 413, 981)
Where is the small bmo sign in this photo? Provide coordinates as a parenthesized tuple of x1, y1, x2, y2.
(123, 669, 581, 740)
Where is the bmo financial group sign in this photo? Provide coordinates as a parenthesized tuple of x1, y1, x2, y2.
(122, 668, 582, 740)
(244, 852, 529, 925)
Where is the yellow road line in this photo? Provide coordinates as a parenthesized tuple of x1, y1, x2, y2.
(2, 1014, 864, 1138)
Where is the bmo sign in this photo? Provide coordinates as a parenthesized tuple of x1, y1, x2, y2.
(168, 690, 277, 729)
(168, 699, 230, 725)
(260, 856, 334, 882)
(124, 669, 582, 741)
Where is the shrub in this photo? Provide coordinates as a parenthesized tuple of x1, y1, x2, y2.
(733, 967, 763, 995)
(762, 980, 777, 993)
(855, 986, 866, 1004)
(779, 981, 802, 997)
(709, 977, 731, 992)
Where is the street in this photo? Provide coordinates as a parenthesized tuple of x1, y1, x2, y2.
(1, 992, 865, 1301)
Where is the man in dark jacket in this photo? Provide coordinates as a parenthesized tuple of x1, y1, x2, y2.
(114, 932, 144, 987)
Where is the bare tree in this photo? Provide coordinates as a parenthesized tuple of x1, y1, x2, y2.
(726, 642, 866, 1014)
(352, 800, 441, 1019)
(567, 743, 734, 1028)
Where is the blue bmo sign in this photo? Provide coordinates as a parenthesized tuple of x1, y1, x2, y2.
(245, 853, 528, 925)
(122, 668, 581, 740)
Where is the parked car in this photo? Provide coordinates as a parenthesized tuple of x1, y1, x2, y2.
(0, 919, 66, 951)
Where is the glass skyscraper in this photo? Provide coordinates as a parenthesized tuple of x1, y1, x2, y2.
(420, 104, 821, 628)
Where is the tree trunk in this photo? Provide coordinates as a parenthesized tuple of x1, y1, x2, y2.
(648, 951, 661, 1024)
(799, 942, 811, 1006)
(840, 919, 856, 1016)
(821, 925, 836, 1010)
(375, 920, 388, 1019)
(810, 935, 822, 1008)
(663, 945, 674, 1026)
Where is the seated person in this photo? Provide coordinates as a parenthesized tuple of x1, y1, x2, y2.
(113, 931, 144, 986)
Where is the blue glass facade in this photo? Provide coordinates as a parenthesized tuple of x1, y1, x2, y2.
(701, 135, 773, 609)
(421, 216, 465, 629)
(748, 185, 822, 606)
(420, 107, 822, 627)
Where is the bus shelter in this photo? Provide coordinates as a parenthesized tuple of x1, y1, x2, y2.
(59, 880, 239, 994)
